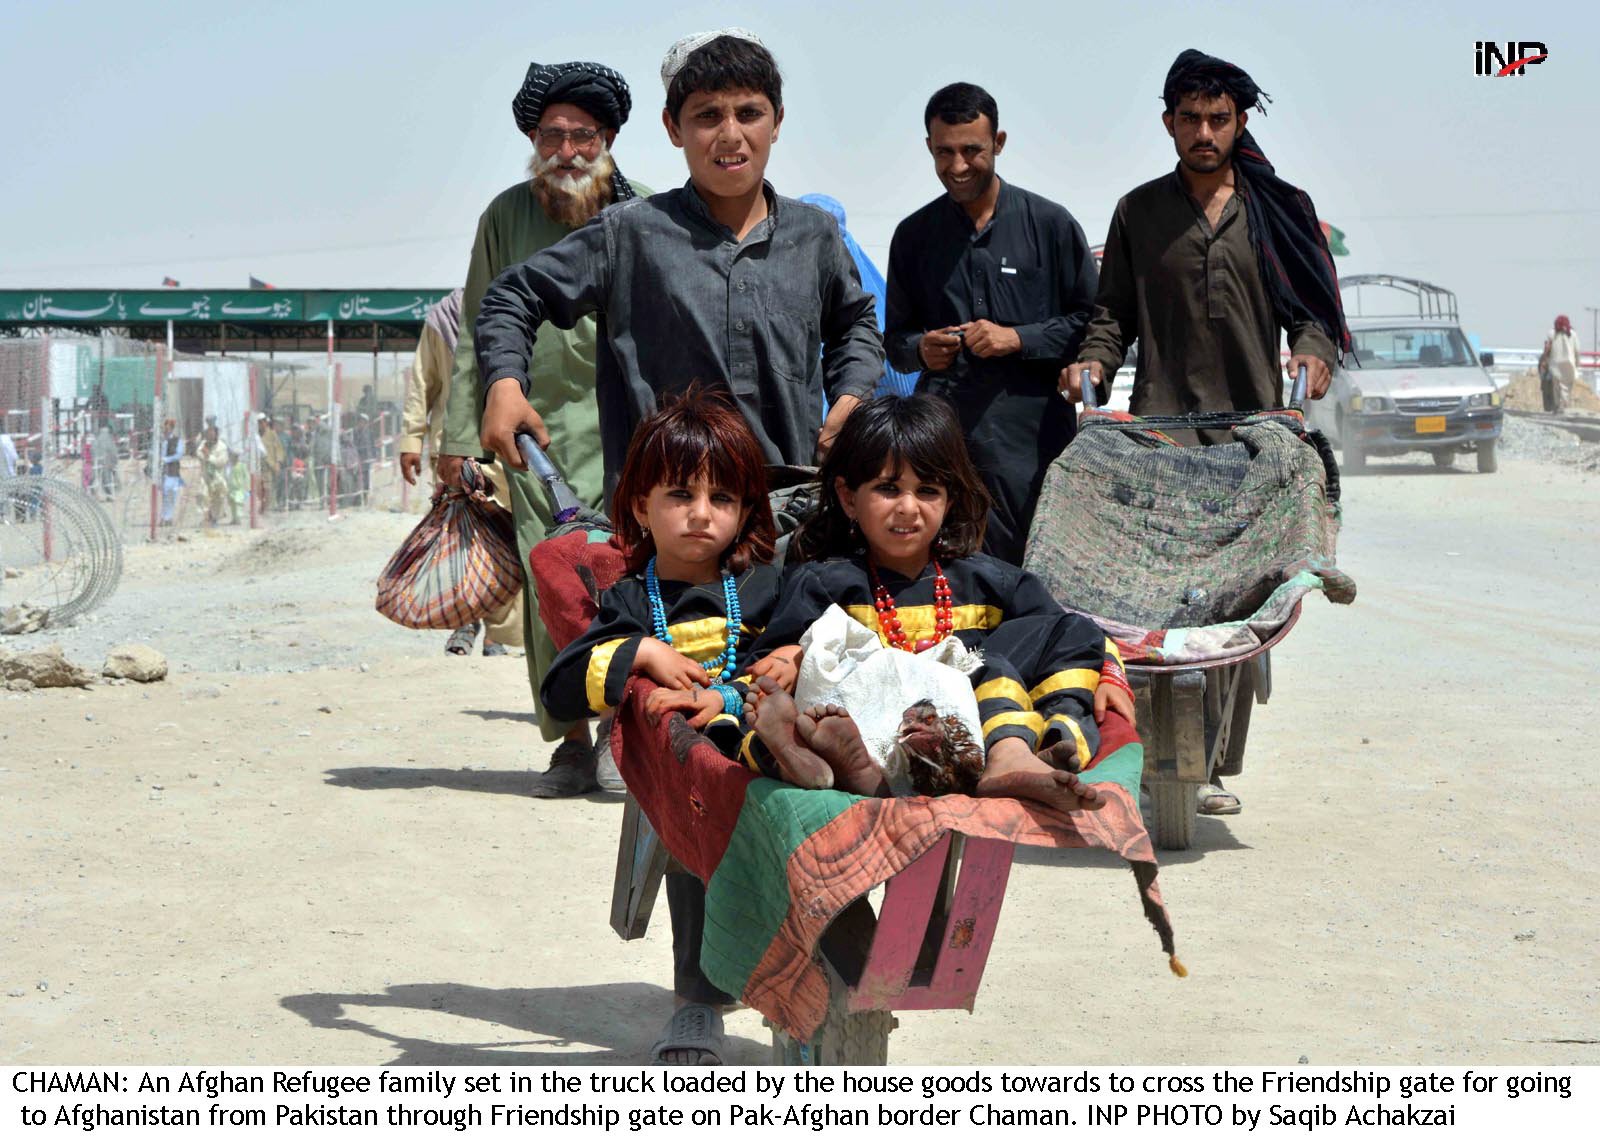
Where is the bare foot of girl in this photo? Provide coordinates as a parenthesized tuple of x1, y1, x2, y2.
(794, 705, 887, 796)
(976, 738, 1104, 812)
(745, 678, 834, 789)
(1036, 737, 1086, 774)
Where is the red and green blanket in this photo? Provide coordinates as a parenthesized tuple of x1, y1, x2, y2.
(530, 530, 1181, 1040)
(613, 678, 1181, 1040)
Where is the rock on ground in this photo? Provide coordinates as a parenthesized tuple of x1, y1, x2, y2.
(102, 644, 169, 683)
(0, 644, 93, 689)
(2, 604, 50, 636)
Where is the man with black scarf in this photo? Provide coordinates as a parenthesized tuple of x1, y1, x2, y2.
(1064, 50, 1347, 440)
(1064, 50, 1349, 814)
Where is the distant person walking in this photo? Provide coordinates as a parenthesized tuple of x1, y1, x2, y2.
(159, 419, 184, 525)
(258, 416, 285, 511)
(1540, 314, 1581, 415)
(197, 423, 230, 527)
(399, 288, 521, 657)
(93, 422, 118, 501)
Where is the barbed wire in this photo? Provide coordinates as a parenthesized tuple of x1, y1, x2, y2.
(0, 477, 123, 627)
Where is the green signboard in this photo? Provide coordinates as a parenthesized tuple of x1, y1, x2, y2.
(0, 289, 451, 325)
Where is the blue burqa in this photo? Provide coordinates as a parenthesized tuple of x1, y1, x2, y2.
(799, 194, 917, 397)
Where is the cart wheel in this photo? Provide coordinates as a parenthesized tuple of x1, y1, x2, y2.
(1342, 433, 1367, 475)
(1431, 449, 1455, 469)
(767, 959, 896, 1065)
(1476, 439, 1498, 474)
(1150, 781, 1197, 851)
(769, 1009, 895, 1066)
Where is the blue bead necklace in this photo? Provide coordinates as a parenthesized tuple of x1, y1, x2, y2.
(645, 557, 744, 716)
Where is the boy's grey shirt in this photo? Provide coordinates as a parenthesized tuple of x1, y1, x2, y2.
(475, 181, 884, 494)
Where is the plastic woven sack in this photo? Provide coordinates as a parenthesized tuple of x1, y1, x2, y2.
(375, 484, 521, 629)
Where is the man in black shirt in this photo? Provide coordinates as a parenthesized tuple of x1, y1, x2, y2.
(885, 82, 1097, 563)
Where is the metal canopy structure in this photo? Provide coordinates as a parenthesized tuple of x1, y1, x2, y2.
(1339, 274, 1460, 323)
(0, 288, 452, 352)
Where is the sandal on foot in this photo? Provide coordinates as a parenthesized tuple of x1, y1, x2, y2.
(444, 625, 479, 656)
(529, 738, 599, 798)
(481, 640, 508, 657)
(650, 1003, 725, 1066)
(1196, 783, 1242, 816)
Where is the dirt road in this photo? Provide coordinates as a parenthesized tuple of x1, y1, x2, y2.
(3, 451, 1596, 1065)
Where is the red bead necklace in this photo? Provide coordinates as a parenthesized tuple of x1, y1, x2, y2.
(870, 560, 954, 653)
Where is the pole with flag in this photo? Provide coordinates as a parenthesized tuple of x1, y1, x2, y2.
(161, 277, 180, 287)
(248, 276, 275, 290)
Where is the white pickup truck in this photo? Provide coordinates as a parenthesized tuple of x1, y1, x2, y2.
(1303, 274, 1504, 474)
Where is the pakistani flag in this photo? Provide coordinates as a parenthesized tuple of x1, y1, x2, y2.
(1320, 221, 1350, 256)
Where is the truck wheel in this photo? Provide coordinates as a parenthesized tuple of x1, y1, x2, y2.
(1477, 439, 1498, 474)
(1432, 449, 1455, 469)
(1150, 782, 1196, 851)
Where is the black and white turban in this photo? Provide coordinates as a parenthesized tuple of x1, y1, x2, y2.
(512, 60, 632, 134)
(513, 61, 636, 203)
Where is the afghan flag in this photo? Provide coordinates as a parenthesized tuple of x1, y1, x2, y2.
(248, 275, 275, 290)
(1320, 221, 1350, 256)
(613, 678, 1181, 1040)
(161, 277, 180, 287)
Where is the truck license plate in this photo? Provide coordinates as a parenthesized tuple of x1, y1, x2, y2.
(1415, 416, 1446, 434)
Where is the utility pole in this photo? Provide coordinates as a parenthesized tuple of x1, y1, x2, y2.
(1586, 306, 1598, 387)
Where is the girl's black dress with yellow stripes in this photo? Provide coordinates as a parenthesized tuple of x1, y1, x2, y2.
(749, 553, 1112, 766)
(539, 564, 782, 762)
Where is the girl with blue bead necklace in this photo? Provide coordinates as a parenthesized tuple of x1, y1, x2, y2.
(541, 388, 809, 1068)
(541, 389, 802, 767)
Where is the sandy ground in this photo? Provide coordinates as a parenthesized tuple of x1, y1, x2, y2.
(3, 444, 1597, 1067)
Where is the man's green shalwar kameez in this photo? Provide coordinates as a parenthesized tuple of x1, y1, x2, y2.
(441, 177, 647, 740)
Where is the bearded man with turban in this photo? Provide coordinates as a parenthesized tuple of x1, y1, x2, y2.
(439, 60, 649, 795)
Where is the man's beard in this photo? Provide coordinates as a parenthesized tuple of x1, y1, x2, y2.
(528, 146, 616, 228)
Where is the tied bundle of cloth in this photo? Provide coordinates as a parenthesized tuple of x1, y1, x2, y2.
(375, 464, 522, 629)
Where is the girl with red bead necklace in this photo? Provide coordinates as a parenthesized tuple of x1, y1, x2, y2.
(743, 395, 1134, 812)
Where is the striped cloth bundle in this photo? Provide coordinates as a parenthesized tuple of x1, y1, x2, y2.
(375, 486, 522, 629)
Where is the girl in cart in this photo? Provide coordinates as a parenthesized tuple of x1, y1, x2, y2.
(741, 393, 1135, 811)
(540, 389, 806, 777)
(539, 386, 809, 1067)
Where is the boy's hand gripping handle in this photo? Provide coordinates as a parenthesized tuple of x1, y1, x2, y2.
(515, 431, 584, 524)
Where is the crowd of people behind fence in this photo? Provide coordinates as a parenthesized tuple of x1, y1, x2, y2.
(0, 394, 406, 530)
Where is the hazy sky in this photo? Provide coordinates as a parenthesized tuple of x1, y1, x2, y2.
(4, 0, 1596, 347)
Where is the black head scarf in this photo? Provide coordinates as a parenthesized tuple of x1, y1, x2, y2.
(1164, 49, 1351, 361)
(513, 61, 636, 204)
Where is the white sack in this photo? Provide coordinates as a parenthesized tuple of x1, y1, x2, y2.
(793, 604, 982, 796)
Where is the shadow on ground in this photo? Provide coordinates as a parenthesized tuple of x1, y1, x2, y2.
(459, 708, 542, 725)
(1011, 814, 1251, 868)
(321, 766, 623, 803)
(281, 982, 771, 1065)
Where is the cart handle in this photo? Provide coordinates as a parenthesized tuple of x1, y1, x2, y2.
(1078, 363, 1100, 411)
(515, 430, 584, 525)
(1289, 363, 1308, 413)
